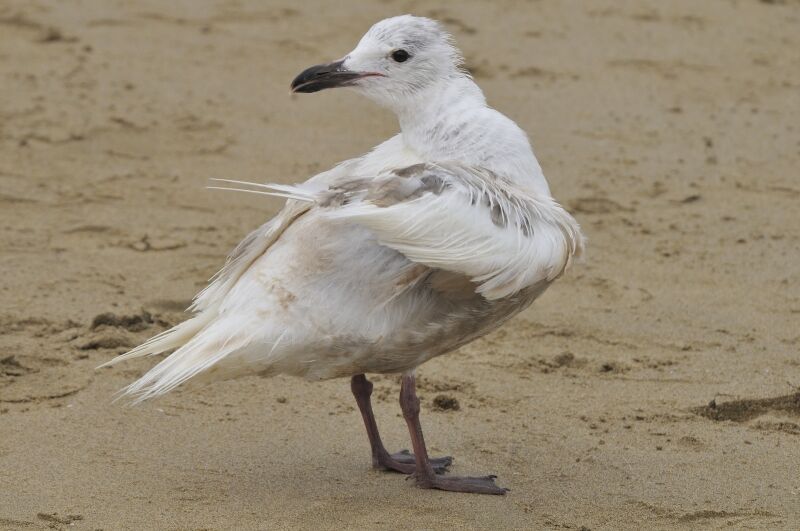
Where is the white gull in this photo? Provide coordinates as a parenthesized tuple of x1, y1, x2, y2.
(101, 15, 585, 495)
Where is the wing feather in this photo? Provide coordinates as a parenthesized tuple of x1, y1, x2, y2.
(193, 161, 584, 306)
(189, 200, 310, 312)
(318, 163, 585, 299)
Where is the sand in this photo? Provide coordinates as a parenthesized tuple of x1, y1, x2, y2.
(1, 0, 799, 529)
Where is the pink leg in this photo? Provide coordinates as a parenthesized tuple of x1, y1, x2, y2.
(399, 371, 508, 495)
(351, 374, 452, 474)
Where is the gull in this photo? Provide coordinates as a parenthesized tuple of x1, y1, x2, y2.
(100, 15, 584, 495)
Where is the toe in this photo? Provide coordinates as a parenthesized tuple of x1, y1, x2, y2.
(429, 455, 454, 473)
(418, 474, 509, 495)
(388, 450, 415, 465)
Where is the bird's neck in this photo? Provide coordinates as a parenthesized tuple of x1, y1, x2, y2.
(395, 76, 485, 151)
(392, 77, 551, 197)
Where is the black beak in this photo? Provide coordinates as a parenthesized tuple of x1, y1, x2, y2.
(291, 60, 377, 93)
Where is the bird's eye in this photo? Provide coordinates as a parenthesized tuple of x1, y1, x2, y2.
(391, 49, 410, 63)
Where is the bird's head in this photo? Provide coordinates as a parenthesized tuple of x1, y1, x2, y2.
(291, 15, 464, 108)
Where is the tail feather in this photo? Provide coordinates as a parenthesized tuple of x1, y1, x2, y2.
(97, 305, 255, 404)
(111, 316, 258, 404)
(98, 179, 314, 403)
(96, 308, 214, 370)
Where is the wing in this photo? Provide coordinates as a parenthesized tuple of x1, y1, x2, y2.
(189, 199, 309, 312)
(194, 134, 416, 312)
(252, 162, 584, 300)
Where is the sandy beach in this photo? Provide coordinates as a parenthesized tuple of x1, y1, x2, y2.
(1, 0, 799, 529)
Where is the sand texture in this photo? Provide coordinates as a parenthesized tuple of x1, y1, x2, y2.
(1, 0, 799, 529)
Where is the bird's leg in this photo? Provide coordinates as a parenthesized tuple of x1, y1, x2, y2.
(350, 374, 451, 474)
(399, 371, 508, 495)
